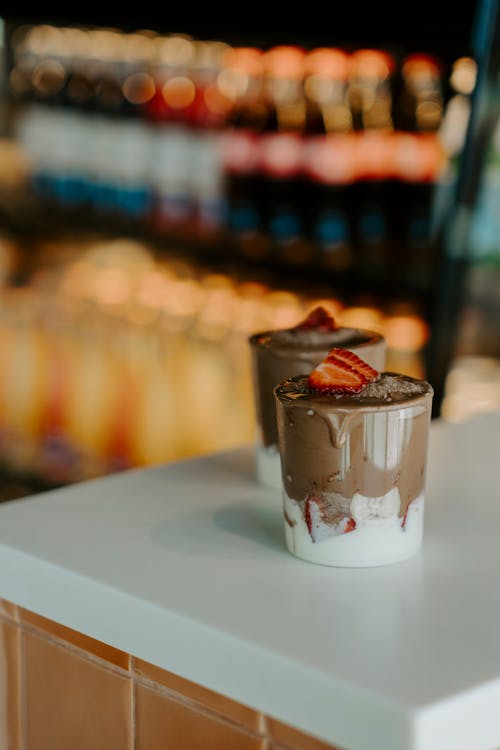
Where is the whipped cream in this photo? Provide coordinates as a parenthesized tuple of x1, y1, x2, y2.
(283, 489, 424, 567)
(255, 443, 282, 490)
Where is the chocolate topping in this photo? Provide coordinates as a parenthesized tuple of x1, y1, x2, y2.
(277, 372, 432, 407)
(252, 326, 373, 353)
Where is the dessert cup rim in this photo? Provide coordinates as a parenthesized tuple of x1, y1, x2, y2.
(248, 326, 385, 350)
(274, 375, 434, 413)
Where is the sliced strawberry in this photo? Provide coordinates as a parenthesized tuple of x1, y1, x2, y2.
(308, 347, 378, 394)
(293, 305, 337, 331)
(305, 495, 321, 536)
(308, 358, 366, 393)
(343, 518, 357, 533)
(327, 348, 379, 383)
(305, 495, 356, 542)
(401, 506, 409, 529)
(401, 499, 413, 529)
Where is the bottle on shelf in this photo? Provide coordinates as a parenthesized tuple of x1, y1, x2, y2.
(10, 24, 75, 205)
(257, 45, 313, 266)
(392, 53, 446, 288)
(302, 130, 357, 272)
(83, 28, 155, 224)
(187, 39, 231, 239)
(347, 49, 396, 281)
(147, 33, 198, 236)
(220, 45, 270, 260)
(110, 31, 157, 223)
(303, 46, 352, 135)
(302, 47, 355, 271)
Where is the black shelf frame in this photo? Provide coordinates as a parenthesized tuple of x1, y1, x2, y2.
(424, 0, 500, 415)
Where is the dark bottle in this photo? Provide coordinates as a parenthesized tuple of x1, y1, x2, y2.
(348, 48, 395, 132)
(23, 24, 69, 108)
(146, 33, 198, 235)
(303, 47, 352, 134)
(393, 53, 443, 133)
(10, 24, 73, 205)
(347, 49, 396, 281)
(257, 45, 313, 267)
(220, 46, 271, 260)
(303, 132, 358, 272)
(392, 54, 445, 289)
(393, 130, 446, 288)
(187, 40, 231, 239)
(302, 47, 355, 271)
(6, 23, 40, 104)
(91, 30, 156, 224)
(353, 129, 396, 281)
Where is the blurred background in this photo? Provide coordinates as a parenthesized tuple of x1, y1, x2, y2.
(0, 4, 499, 499)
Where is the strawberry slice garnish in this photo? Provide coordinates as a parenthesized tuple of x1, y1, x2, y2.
(328, 348, 379, 384)
(293, 305, 337, 331)
(308, 347, 378, 394)
(309, 360, 365, 393)
(401, 506, 409, 529)
(343, 518, 357, 533)
(305, 495, 321, 537)
(305, 495, 356, 541)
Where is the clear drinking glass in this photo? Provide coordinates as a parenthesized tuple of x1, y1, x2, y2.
(274, 373, 433, 567)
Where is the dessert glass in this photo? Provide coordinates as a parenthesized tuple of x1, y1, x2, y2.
(274, 372, 433, 567)
(249, 324, 386, 489)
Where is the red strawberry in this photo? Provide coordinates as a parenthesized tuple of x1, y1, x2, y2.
(305, 495, 356, 541)
(401, 507, 409, 529)
(401, 498, 414, 529)
(308, 347, 378, 394)
(305, 495, 321, 537)
(343, 518, 357, 533)
(294, 305, 337, 331)
(328, 348, 379, 383)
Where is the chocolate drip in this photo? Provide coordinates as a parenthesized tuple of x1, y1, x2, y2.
(275, 374, 433, 520)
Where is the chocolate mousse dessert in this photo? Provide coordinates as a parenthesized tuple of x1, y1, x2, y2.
(274, 348, 433, 567)
(249, 306, 386, 489)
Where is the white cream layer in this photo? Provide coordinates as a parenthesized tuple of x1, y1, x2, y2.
(283, 490, 424, 567)
(255, 443, 283, 490)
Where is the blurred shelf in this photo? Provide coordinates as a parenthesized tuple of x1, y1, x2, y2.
(0, 185, 438, 311)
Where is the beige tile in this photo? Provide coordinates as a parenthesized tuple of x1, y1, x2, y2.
(136, 682, 266, 750)
(20, 608, 130, 670)
(0, 600, 18, 622)
(24, 630, 132, 750)
(266, 716, 339, 750)
(0, 619, 22, 750)
(134, 657, 263, 732)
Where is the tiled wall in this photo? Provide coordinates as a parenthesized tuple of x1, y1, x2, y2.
(0, 599, 339, 750)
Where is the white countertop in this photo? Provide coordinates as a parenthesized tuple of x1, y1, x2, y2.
(0, 413, 500, 750)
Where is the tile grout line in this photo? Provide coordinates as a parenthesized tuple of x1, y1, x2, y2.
(19, 620, 26, 750)
(20, 621, 132, 678)
(130, 656, 136, 750)
(20, 619, 270, 741)
(0, 610, 19, 627)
